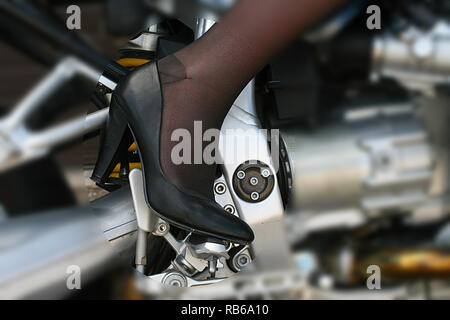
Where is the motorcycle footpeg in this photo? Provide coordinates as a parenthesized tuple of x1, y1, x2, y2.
(129, 168, 244, 279)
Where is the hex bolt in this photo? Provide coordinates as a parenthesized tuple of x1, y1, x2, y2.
(249, 177, 259, 186)
(214, 182, 226, 195)
(239, 256, 248, 265)
(236, 170, 246, 180)
(261, 169, 270, 178)
(236, 253, 250, 269)
(250, 192, 259, 201)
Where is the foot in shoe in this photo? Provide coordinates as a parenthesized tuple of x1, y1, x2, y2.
(111, 60, 254, 244)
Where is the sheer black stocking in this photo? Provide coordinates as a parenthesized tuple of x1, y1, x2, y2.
(156, 0, 346, 199)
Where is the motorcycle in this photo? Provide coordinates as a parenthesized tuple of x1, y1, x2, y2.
(1, 0, 450, 299)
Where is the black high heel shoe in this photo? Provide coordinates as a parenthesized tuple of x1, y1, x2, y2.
(96, 62, 254, 244)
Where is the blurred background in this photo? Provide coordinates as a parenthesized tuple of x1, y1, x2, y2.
(0, 1, 117, 213)
(1, 0, 450, 299)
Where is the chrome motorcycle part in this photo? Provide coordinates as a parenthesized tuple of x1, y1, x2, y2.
(214, 182, 227, 195)
(0, 56, 103, 173)
(129, 169, 167, 234)
(141, 269, 305, 299)
(372, 21, 450, 95)
(195, 18, 216, 39)
(128, 168, 238, 282)
(155, 222, 169, 236)
(285, 209, 367, 245)
(188, 241, 229, 260)
(223, 204, 235, 214)
(251, 192, 259, 201)
(130, 171, 200, 275)
(147, 270, 225, 288)
(135, 229, 148, 273)
(97, 75, 117, 91)
(166, 235, 232, 279)
(162, 271, 188, 287)
(232, 161, 274, 203)
(281, 103, 435, 217)
(130, 169, 150, 272)
(126, 24, 170, 53)
(0, 187, 138, 299)
(213, 175, 239, 217)
(129, 168, 172, 273)
(218, 81, 293, 271)
(236, 254, 250, 268)
(150, 230, 235, 283)
(175, 256, 197, 277)
(227, 245, 251, 272)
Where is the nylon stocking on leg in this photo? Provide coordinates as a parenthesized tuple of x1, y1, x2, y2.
(157, 0, 347, 199)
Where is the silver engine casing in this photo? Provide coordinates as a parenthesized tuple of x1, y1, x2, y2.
(281, 102, 449, 222)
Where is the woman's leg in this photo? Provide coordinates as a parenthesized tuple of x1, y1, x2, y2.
(158, 0, 346, 198)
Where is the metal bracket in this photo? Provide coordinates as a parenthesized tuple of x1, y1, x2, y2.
(148, 270, 225, 288)
(0, 56, 106, 173)
(129, 168, 239, 283)
(129, 169, 169, 235)
(129, 168, 169, 273)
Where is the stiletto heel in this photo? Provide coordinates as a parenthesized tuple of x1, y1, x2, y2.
(91, 99, 133, 187)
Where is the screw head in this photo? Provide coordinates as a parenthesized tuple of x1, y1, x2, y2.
(236, 253, 251, 269)
(158, 223, 167, 233)
(236, 170, 246, 180)
(162, 271, 187, 287)
(169, 279, 182, 287)
(224, 204, 235, 214)
(250, 192, 259, 201)
(214, 182, 226, 195)
(261, 169, 270, 178)
(249, 177, 259, 186)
